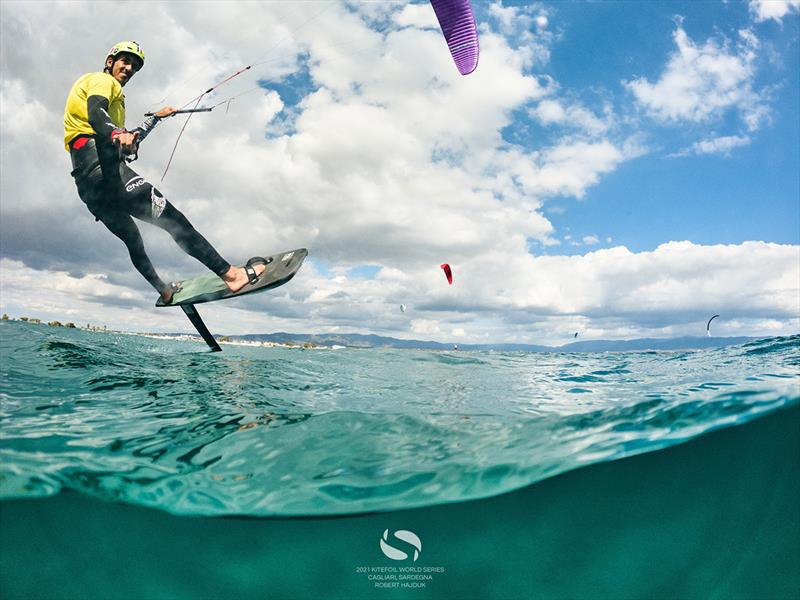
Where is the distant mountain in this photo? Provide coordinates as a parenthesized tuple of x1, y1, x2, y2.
(231, 332, 758, 352)
(234, 332, 467, 350)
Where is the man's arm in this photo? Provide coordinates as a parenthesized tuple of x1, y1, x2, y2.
(87, 95, 125, 145)
(131, 107, 177, 143)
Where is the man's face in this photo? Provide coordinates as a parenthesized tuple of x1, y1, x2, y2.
(106, 53, 142, 87)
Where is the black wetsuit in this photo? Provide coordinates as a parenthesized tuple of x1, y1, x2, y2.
(68, 92, 230, 294)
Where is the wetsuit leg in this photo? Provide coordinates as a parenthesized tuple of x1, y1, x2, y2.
(116, 164, 231, 276)
(72, 160, 167, 293)
(71, 143, 231, 292)
(95, 209, 167, 293)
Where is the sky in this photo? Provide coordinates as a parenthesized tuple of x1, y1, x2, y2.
(1, 0, 798, 345)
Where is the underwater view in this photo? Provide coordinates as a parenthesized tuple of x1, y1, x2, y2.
(1, 321, 798, 598)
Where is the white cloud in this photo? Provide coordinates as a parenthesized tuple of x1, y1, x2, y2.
(535, 15, 549, 30)
(529, 241, 798, 316)
(530, 99, 613, 136)
(393, 3, 438, 30)
(463, 241, 799, 344)
(487, 3, 553, 67)
(672, 134, 752, 157)
(625, 25, 768, 131)
(582, 235, 600, 245)
(4, 238, 796, 345)
(409, 319, 443, 337)
(749, 0, 800, 22)
(502, 138, 637, 200)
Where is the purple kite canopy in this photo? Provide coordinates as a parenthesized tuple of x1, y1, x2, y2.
(429, 0, 479, 75)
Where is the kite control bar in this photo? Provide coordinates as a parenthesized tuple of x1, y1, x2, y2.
(144, 107, 214, 116)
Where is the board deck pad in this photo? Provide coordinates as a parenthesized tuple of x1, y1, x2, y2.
(156, 248, 307, 307)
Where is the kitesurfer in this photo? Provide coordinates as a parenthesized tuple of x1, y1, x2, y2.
(63, 41, 266, 304)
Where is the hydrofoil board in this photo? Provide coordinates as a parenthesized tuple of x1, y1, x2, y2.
(156, 248, 307, 307)
(155, 248, 307, 352)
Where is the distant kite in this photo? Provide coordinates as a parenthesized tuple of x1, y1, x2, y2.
(400, 304, 406, 313)
(706, 314, 720, 337)
(440, 263, 453, 285)
(574, 332, 579, 339)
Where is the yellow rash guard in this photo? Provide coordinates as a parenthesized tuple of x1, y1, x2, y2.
(63, 72, 125, 151)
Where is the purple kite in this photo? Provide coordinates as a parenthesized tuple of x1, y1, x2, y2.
(429, 0, 479, 75)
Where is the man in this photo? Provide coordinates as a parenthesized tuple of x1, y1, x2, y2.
(64, 40, 265, 304)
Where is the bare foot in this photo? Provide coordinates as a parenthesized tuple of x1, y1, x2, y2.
(160, 282, 182, 304)
(222, 263, 266, 293)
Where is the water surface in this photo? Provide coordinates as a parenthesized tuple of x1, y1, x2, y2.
(1, 321, 797, 516)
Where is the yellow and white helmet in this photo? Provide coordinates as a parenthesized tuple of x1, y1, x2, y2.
(106, 40, 145, 69)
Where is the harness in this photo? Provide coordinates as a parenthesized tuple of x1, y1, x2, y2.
(69, 135, 102, 182)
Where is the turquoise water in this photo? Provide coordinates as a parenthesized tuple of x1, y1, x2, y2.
(1, 320, 797, 517)
(2, 408, 798, 599)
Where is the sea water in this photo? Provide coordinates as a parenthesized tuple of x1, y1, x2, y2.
(1, 320, 797, 517)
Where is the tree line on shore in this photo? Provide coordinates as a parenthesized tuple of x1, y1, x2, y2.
(2, 314, 108, 331)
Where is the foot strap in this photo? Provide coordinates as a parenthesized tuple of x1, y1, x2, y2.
(244, 264, 259, 285)
(244, 256, 271, 285)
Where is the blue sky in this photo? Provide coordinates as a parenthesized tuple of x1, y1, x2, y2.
(495, 1, 800, 255)
(1, 1, 798, 344)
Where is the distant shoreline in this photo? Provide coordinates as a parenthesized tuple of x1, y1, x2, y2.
(2, 313, 787, 353)
(137, 332, 334, 350)
(0, 315, 324, 350)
